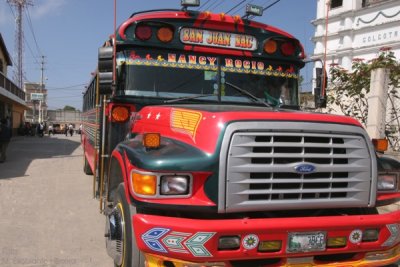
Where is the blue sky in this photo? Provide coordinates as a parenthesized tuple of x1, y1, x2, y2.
(0, 0, 316, 110)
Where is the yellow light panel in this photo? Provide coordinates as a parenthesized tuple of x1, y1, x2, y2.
(171, 109, 202, 139)
(132, 173, 156, 195)
(327, 237, 347, 248)
(258, 240, 282, 252)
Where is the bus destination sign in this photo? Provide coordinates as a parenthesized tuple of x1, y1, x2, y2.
(180, 27, 257, 51)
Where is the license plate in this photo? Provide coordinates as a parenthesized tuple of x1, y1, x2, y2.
(287, 231, 326, 253)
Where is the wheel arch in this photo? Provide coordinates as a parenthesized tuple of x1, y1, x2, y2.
(108, 148, 130, 203)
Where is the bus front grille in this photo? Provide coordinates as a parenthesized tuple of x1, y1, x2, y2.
(219, 122, 374, 213)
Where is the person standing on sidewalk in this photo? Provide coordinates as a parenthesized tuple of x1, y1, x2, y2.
(0, 118, 12, 163)
(68, 123, 74, 137)
(48, 124, 53, 136)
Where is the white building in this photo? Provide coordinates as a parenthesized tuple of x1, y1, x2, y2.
(311, 0, 400, 151)
(311, 0, 400, 74)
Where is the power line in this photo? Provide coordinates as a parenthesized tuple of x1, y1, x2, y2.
(235, 0, 255, 14)
(200, 0, 215, 10)
(25, 7, 42, 57)
(248, 0, 281, 19)
(225, 0, 247, 14)
(261, 0, 281, 12)
(208, 0, 226, 12)
(197, 0, 212, 10)
(206, 0, 224, 11)
(47, 95, 83, 100)
(47, 83, 87, 90)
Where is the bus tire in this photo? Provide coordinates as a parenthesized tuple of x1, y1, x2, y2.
(83, 155, 93, 175)
(111, 184, 144, 267)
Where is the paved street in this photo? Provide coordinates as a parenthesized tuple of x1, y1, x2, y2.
(0, 134, 113, 267)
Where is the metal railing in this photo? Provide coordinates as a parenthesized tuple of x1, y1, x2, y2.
(0, 72, 25, 101)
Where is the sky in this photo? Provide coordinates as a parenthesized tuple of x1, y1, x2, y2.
(0, 0, 317, 110)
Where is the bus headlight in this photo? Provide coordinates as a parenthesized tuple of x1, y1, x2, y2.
(377, 173, 397, 191)
(160, 175, 190, 195)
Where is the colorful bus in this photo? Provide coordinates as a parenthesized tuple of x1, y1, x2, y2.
(81, 2, 400, 266)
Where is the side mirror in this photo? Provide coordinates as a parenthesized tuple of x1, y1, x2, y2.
(98, 46, 114, 95)
(314, 67, 327, 108)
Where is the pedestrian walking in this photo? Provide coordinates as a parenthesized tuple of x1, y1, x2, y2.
(37, 122, 44, 137)
(48, 124, 54, 136)
(64, 124, 68, 136)
(0, 118, 12, 163)
(68, 124, 74, 137)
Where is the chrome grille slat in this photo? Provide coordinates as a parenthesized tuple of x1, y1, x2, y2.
(230, 165, 368, 172)
(233, 178, 365, 184)
(237, 188, 364, 194)
(219, 122, 375, 213)
(233, 143, 364, 149)
(234, 153, 366, 159)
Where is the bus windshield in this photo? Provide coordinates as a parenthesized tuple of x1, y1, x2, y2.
(116, 49, 300, 107)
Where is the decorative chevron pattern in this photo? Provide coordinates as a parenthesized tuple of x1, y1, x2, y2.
(141, 228, 170, 253)
(142, 228, 215, 257)
(382, 224, 400, 247)
(184, 232, 214, 257)
(162, 234, 188, 254)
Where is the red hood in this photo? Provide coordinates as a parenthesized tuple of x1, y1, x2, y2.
(132, 105, 362, 154)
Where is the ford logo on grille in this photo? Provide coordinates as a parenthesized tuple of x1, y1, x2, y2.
(294, 164, 316, 174)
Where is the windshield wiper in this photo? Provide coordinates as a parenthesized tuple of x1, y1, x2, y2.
(225, 82, 271, 107)
(163, 93, 216, 103)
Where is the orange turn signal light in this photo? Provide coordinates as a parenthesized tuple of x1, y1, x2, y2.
(157, 27, 174, 43)
(132, 173, 157, 195)
(112, 106, 130, 122)
(143, 133, 161, 149)
(264, 40, 277, 54)
(372, 138, 388, 152)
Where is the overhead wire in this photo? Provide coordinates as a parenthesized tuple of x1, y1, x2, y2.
(25, 7, 43, 58)
(207, 0, 226, 12)
(225, 0, 247, 14)
(200, 0, 216, 10)
(248, 0, 281, 19)
(197, 0, 213, 10)
(208, 0, 227, 12)
(235, 0, 255, 14)
(47, 83, 87, 90)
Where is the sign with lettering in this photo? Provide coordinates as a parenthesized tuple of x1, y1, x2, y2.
(179, 28, 257, 51)
(31, 93, 44, 101)
(354, 25, 400, 48)
(117, 50, 298, 79)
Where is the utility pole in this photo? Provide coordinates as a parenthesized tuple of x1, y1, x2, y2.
(39, 55, 46, 123)
(7, 0, 33, 89)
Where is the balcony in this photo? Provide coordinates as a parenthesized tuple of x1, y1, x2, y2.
(0, 72, 25, 102)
